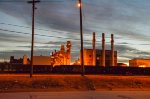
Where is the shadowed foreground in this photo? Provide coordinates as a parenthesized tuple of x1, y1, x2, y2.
(0, 75, 150, 92)
(0, 91, 150, 99)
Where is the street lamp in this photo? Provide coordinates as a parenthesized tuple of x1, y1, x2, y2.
(78, 0, 85, 76)
(78, 2, 81, 7)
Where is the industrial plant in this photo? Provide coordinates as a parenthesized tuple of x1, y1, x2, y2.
(129, 58, 150, 67)
(1, 0, 148, 72)
(10, 41, 71, 66)
(10, 32, 118, 67)
(9, 32, 150, 68)
(1, 31, 149, 75)
(80, 33, 117, 66)
(33, 41, 71, 66)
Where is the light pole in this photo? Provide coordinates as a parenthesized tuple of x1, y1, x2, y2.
(78, 0, 85, 76)
(28, 0, 40, 78)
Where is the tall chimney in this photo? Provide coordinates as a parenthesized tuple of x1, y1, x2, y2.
(111, 34, 115, 66)
(66, 41, 71, 65)
(102, 33, 105, 66)
(92, 32, 96, 66)
(60, 44, 65, 53)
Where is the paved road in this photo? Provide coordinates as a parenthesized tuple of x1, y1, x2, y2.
(0, 91, 150, 99)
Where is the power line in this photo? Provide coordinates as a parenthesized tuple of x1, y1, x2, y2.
(0, 22, 72, 35)
(0, 28, 140, 43)
(0, 28, 96, 42)
(0, 0, 62, 2)
(0, 0, 74, 3)
(0, 22, 90, 36)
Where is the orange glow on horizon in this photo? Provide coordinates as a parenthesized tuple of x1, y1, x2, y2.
(139, 65, 146, 68)
(77, 61, 81, 64)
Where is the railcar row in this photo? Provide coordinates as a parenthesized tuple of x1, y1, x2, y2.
(0, 64, 149, 75)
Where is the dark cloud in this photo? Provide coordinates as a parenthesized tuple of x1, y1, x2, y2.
(45, 41, 66, 45)
(139, 44, 150, 45)
(115, 44, 150, 60)
(117, 42, 130, 45)
(0, 0, 150, 40)
(0, 48, 51, 59)
(0, 0, 150, 63)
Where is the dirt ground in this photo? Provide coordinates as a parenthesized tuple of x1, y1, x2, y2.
(0, 74, 149, 92)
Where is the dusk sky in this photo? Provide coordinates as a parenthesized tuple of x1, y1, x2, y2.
(0, 0, 150, 64)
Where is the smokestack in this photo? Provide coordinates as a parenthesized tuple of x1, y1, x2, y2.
(111, 34, 115, 66)
(92, 32, 96, 66)
(60, 44, 65, 52)
(102, 33, 105, 66)
(66, 41, 71, 65)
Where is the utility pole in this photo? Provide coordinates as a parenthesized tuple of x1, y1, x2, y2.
(78, 0, 85, 76)
(27, 0, 40, 78)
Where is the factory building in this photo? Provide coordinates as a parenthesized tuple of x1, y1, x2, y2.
(83, 49, 117, 66)
(33, 41, 71, 66)
(80, 32, 117, 66)
(97, 49, 117, 66)
(50, 41, 71, 66)
(129, 58, 150, 67)
(23, 55, 29, 65)
(10, 56, 23, 64)
(33, 56, 52, 65)
(10, 55, 30, 65)
(12, 41, 71, 66)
